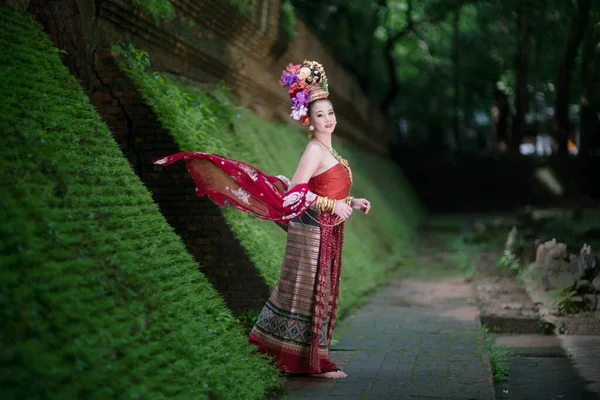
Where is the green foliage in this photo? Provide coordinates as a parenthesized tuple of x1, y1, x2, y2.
(225, 0, 255, 16)
(497, 250, 521, 272)
(112, 43, 425, 319)
(237, 310, 262, 337)
(556, 286, 591, 314)
(537, 318, 554, 334)
(275, 0, 297, 55)
(482, 326, 510, 383)
(0, 7, 281, 399)
(555, 320, 568, 334)
(294, 0, 600, 144)
(131, 0, 175, 23)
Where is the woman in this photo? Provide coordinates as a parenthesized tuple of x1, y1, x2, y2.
(153, 60, 370, 379)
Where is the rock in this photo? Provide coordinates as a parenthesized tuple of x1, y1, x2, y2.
(593, 276, 600, 291)
(542, 246, 577, 291)
(505, 226, 518, 252)
(576, 279, 595, 293)
(500, 302, 524, 310)
(577, 244, 597, 281)
(534, 239, 561, 271)
(583, 294, 599, 310)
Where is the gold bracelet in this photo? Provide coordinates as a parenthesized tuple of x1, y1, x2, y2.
(319, 196, 326, 212)
(314, 197, 322, 211)
(314, 196, 332, 213)
(313, 196, 340, 214)
(345, 196, 354, 206)
(311, 197, 319, 211)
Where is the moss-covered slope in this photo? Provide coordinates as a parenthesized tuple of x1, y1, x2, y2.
(113, 44, 426, 319)
(0, 7, 280, 399)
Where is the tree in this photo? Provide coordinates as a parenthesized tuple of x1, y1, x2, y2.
(554, 0, 592, 156)
(510, 0, 532, 153)
(292, 0, 595, 157)
(579, 17, 600, 161)
(379, 0, 443, 112)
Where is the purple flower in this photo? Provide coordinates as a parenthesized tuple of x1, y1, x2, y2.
(291, 90, 310, 108)
(281, 71, 298, 86)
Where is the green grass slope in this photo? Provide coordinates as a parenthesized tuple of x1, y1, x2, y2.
(0, 7, 281, 399)
(114, 44, 426, 318)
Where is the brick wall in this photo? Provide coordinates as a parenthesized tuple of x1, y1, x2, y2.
(17, 0, 393, 313)
(21, 0, 392, 154)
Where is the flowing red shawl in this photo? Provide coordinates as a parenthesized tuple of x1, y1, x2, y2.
(153, 152, 349, 371)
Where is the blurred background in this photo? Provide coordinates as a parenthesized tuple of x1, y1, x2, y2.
(1, 0, 599, 399)
(292, 0, 600, 212)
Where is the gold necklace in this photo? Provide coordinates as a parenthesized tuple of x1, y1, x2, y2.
(309, 135, 353, 183)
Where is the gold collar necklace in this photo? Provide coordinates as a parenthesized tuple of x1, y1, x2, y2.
(309, 135, 353, 184)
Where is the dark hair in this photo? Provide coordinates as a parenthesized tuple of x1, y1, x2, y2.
(307, 98, 332, 118)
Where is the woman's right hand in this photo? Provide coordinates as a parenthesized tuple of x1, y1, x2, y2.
(333, 200, 353, 221)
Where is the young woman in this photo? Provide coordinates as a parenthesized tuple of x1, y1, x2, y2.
(153, 61, 370, 379)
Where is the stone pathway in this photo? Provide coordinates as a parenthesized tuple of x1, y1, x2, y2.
(493, 334, 600, 400)
(280, 277, 496, 399)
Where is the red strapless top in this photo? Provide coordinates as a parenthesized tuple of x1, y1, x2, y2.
(308, 163, 352, 200)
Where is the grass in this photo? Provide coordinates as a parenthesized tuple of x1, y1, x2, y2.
(112, 43, 426, 320)
(132, 0, 175, 22)
(0, 7, 282, 399)
(482, 327, 510, 383)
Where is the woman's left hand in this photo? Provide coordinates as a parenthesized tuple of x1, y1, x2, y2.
(351, 198, 371, 214)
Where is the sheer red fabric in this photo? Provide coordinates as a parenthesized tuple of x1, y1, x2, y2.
(153, 152, 353, 373)
(153, 152, 317, 222)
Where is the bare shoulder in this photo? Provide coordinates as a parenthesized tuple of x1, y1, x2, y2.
(303, 140, 324, 156)
(296, 140, 324, 168)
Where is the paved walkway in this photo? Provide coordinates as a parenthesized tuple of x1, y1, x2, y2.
(281, 277, 496, 399)
(494, 334, 600, 399)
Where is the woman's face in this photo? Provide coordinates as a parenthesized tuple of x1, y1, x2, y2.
(310, 100, 336, 134)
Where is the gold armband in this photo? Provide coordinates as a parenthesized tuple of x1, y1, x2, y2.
(313, 196, 335, 213)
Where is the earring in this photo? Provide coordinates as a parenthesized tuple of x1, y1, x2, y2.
(309, 125, 315, 131)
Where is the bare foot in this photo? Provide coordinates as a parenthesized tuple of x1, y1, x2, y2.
(310, 370, 348, 379)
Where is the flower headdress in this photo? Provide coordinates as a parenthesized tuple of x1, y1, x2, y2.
(279, 60, 329, 126)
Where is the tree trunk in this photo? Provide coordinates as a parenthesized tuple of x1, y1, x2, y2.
(492, 88, 510, 150)
(380, 40, 400, 114)
(380, 0, 414, 113)
(452, 4, 461, 151)
(554, 0, 592, 156)
(578, 22, 597, 161)
(511, 1, 531, 153)
(576, 18, 599, 197)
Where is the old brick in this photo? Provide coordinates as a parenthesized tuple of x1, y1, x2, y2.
(30, 0, 395, 316)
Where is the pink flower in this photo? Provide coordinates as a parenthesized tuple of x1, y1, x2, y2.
(286, 63, 301, 74)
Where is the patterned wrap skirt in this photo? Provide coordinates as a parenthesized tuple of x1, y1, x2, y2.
(248, 209, 340, 374)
